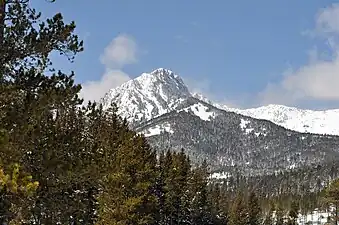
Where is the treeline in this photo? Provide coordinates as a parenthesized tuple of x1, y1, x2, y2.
(2, 0, 339, 224)
(0, 1, 223, 224)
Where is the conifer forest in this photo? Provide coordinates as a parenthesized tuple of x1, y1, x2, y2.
(1, 1, 339, 224)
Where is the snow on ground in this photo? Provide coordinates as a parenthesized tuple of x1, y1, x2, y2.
(239, 118, 266, 136)
(297, 211, 331, 225)
(142, 123, 174, 137)
(227, 104, 339, 136)
(180, 103, 216, 121)
(210, 172, 231, 179)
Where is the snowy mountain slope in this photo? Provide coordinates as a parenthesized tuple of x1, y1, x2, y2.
(99, 67, 339, 178)
(227, 105, 339, 136)
(192, 93, 339, 136)
(100, 68, 339, 136)
(135, 97, 339, 176)
(100, 68, 190, 125)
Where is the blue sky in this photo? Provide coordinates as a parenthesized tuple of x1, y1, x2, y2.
(32, 0, 339, 109)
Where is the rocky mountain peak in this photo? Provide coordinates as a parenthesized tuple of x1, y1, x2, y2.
(100, 68, 191, 125)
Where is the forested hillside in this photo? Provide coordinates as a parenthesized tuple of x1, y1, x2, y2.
(1, 1, 339, 224)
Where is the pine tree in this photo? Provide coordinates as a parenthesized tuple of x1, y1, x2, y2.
(219, 187, 230, 224)
(190, 159, 213, 225)
(263, 201, 274, 225)
(0, 0, 83, 79)
(323, 179, 339, 225)
(0, 0, 105, 223)
(0, 163, 38, 224)
(247, 191, 261, 225)
(162, 150, 192, 224)
(177, 149, 191, 224)
(229, 192, 248, 225)
(96, 132, 158, 225)
(276, 202, 285, 225)
(210, 183, 228, 225)
(163, 150, 175, 224)
(287, 200, 299, 225)
(154, 150, 166, 225)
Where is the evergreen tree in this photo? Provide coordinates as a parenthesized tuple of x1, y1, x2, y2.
(162, 150, 192, 224)
(0, 163, 38, 224)
(190, 159, 213, 225)
(276, 203, 285, 225)
(154, 150, 166, 225)
(96, 132, 158, 225)
(229, 192, 248, 225)
(263, 201, 274, 225)
(219, 186, 230, 225)
(323, 179, 339, 225)
(163, 150, 175, 224)
(247, 191, 261, 225)
(287, 200, 299, 225)
(0, 0, 105, 223)
(209, 183, 228, 225)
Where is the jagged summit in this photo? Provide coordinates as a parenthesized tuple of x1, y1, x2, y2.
(100, 68, 191, 124)
(100, 68, 339, 135)
(150, 68, 175, 76)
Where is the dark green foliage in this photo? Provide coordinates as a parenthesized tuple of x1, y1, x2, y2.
(161, 149, 191, 224)
(275, 203, 286, 225)
(3, 0, 339, 224)
(263, 202, 274, 225)
(323, 178, 339, 225)
(229, 192, 248, 225)
(96, 128, 158, 225)
(190, 159, 213, 225)
(247, 191, 261, 225)
(287, 200, 299, 225)
(209, 183, 229, 225)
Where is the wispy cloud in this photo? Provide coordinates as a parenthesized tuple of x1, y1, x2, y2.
(80, 34, 137, 102)
(100, 34, 137, 69)
(259, 3, 339, 107)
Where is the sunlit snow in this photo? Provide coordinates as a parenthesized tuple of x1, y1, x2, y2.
(180, 103, 216, 121)
(142, 123, 174, 137)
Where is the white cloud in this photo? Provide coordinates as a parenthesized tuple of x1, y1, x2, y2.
(80, 34, 137, 103)
(316, 3, 339, 35)
(259, 3, 339, 106)
(100, 34, 137, 69)
(80, 70, 131, 103)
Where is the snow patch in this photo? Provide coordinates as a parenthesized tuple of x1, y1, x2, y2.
(210, 172, 231, 179)
(180, 103, 216, 121)
(142, 123, 174, 137)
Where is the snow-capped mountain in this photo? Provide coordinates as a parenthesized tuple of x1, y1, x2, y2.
(191, 92, 339, 136)
(100, 68, 190, 125)
(100, 68, 339, 178)
(101, 68, 339, 136)
(231, 105, 339, 136)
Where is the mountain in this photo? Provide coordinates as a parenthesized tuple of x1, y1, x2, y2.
(101, 68, 339, 136)
(101, 68, 190, 125)
(192, 93, 339, 136)
(229, 105, 339, 136)
(100, 68, 339, 177)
